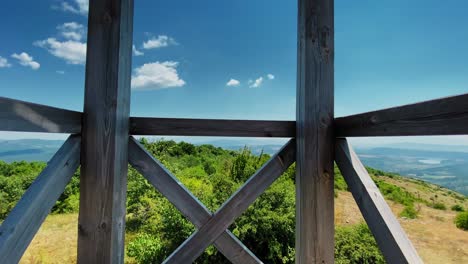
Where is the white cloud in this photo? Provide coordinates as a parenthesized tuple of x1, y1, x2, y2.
(267, 74, 275, 80)
(226, 79, 240, 87)
(0, 56, 11, 68)
(11, 52, 40, 70)
(249, 77, 263, 88)
(131, 61, 185, 90)
(35, 38, 87, 65)
(59, 0, 88, 16)
(57, 22, 85, 41)
(36, 22, 87, 65)
(133, 45, 144, 56)
(142, 35, 177, 49)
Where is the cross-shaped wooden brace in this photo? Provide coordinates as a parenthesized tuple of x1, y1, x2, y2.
(128, 137, 296, 264)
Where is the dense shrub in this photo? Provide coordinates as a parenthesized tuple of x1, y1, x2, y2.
(400, 205, 418, 219)
(374, 179, 415, 206)
(431, 202, 447, 210)
(451, 204, 464, 212)
(334, 165, 348, 191)
(335, 223, 385, 264)
(127, 233, 166, 263)
(455, 212, 468, 231)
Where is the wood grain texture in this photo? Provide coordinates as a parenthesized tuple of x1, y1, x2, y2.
(163, 139, 296, 264)
(335, 138, 423, 264)
(77, 0, 133, 263)
(335, 93, 468, 137)
(296, 0, 335, 263)
(0, 135, 81, 264)
(0, 96, 82, 133)
(130, 117, 295, 137)
(128, 137, 262, 264)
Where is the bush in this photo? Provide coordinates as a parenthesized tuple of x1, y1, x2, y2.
(335, 223, 385, 264)
(431, 202, 447, 210)
(374, 180, 415, 206)
(127, 234, 163, 263)
(334, 165, 348, 191)
(451, 204, 464, 212)
(455, 212, 468, 231)
(400, 206, 418, 219)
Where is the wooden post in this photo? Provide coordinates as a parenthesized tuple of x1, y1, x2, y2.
(296, 0, 334, 263)
(78, 0, 134, 263)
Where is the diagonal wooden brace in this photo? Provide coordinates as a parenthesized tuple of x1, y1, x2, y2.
(335, 138, 423, 264)
(128, 137, 262, 264)
(0, 135, 81, 264)
(162, 139, 296, 264)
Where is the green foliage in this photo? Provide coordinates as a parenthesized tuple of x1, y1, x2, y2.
(455, 212, 468, 231)
(0, 160, 80, 219)
(0, 161, 45, 218)
(2, 139, 434, 263)
(127, 233, 163, 263)
(366, 166, 400, 178)
(400, 206, 418, 219)
(373, 179, 415, 207)
(335, 223, 385, 264)
(431, 202, 447, 210)
(451, 204, 465, 212)
(334, 165, 348, 191)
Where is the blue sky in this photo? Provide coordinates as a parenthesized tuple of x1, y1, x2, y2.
(1, 0, 468, 146)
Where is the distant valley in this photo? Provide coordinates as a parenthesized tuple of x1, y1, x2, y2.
(1, 138, 467, 195)
(356, 147, 468, 195)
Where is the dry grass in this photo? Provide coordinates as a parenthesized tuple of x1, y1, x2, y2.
(335, 191, 468, 264)
(382, 175, 468, 209)
(20, 214, 77, 264)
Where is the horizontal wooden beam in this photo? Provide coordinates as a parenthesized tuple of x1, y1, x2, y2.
(0, 135, 81, 263)
(335, 93, 468, 137)
(163, 139, 296, 263)
(128, 137, 262, 264)
(0, 97, 82, 134)
(130, 117, 295, 137)
(335, 138, 422, 264)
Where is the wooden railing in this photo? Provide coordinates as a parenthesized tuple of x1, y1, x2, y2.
(4, 89, 465, 263)
(1, 0, 466, 263)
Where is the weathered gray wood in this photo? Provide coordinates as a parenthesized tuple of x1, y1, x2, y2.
(130, 117, 295, 137)
(0, 135, 80, 264)
(0, 96, 82, 133)
(163, 139, 296, 264)
(335, 93, 468, 137)
(296, 0, 335, 263)
(77, 0, 134, 263)
(128, 137, 262, 264)
(335, 138, 423, 264)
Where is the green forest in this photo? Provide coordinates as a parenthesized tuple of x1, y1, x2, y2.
(4, 138, 465, 263)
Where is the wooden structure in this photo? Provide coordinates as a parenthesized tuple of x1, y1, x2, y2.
(1, 0, 466, 263)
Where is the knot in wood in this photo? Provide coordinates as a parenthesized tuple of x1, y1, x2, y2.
(323, 171, 331, 181)
(102, 12, 113, 24)
(319, 112, 331, 127)
(370, 115, 379, 124)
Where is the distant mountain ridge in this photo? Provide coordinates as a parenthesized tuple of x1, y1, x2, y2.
(364, 142, 468, 153)
(0, 139, 64, 162)
(1, 138, 467, 195)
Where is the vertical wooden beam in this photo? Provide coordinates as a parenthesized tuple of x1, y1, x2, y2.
(296, 0, 334, 263)
(78, 0, 134, 263)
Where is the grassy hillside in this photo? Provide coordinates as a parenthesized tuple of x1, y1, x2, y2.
(0, 139, 466, 263)
(21, 178, 468, 264)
